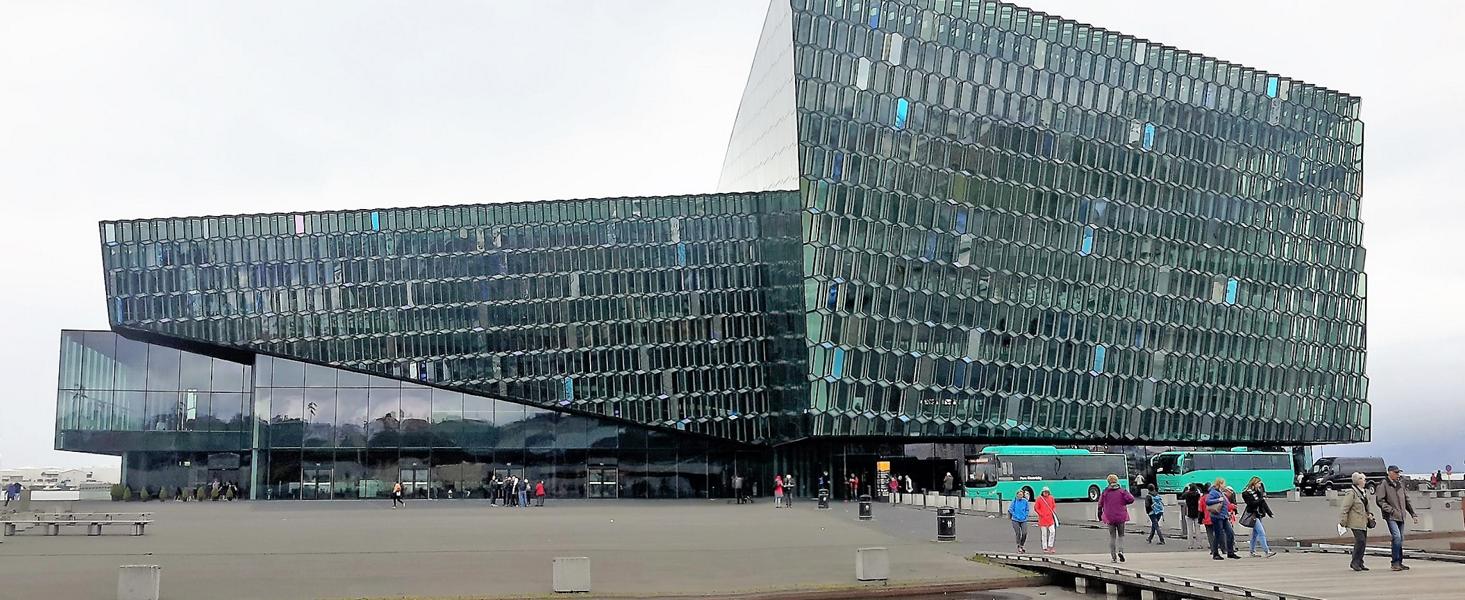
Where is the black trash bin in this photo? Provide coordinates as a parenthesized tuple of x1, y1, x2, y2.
(817, 489, 831, 510)
(936, 506, 957, 542)
(858, 494, 873, 520)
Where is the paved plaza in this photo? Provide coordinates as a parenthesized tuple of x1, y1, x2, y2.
(0, 498, 1038, 600)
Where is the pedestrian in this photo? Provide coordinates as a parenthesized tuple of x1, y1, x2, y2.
(489, 475, 501, 506)
(517, 477, 529, 508)
(1432, 470, 1442, 490)
(887, 474, 900, 501)
(1198, 484, 1216, 551)
(943, 472, 955, 496)
(1035, 487, 1058, 553)
(1146, 485, 1166, 545)
(847, 473, 858, 502)
(784, 474, 795, 507)
(1206, 478, 1240, 560)
(1098, 473, 1134, 563)
(903, 474, 913, 494)
(392, 481, 405, 509)
(1181, 484, 1200, 549)
(1009, 489, 1031, 553)
(773, 474, 784, 509)
(733, 474, 745, 504)
(1241, 476, 1277, 558)
(1376, 465, 1419, 571)
(1339, 471, 1377, 572)
(535, 480, 546, 507)
(1134, 472, 1146, 495)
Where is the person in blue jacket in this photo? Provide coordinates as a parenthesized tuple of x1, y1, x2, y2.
(1206, 478, 1241, 560)
(1146, 485, 1166, 545)
(1009, 489, 1032, 553)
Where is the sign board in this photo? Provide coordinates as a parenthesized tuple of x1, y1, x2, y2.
(876, 461, 891, 498)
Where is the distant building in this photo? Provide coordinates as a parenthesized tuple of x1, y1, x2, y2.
(0, 468, 112, 490)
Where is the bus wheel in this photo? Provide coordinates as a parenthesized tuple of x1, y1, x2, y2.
(1088, 485, 1101, 502)
(1022, 486, 1035, 501)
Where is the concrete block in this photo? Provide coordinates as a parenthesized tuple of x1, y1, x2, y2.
(1410, 513, 1434, 532)
(1325, 488, 1338, 499)
(1074, 576, 1090, 594)
(1106, 582, 1124, 599)
(958, 497, 971, 511)
(1287, 490, 1302, 502)
(855, 547, 889, 581)
(117, 565, 161, 600)
(552, 557, 591, 593)
(1140, 590, 1160, 600)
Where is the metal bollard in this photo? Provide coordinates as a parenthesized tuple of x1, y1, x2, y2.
(818, 489, 831, 510)
(936, 506, 957, 542)
(858, 494, 873, 520)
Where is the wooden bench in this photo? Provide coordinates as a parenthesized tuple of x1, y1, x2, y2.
(1, 512, 153, 536)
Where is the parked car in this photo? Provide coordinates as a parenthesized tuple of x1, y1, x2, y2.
(1298, 456, 1386, 495)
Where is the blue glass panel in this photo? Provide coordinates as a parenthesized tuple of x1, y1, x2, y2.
(868, 6, 880, 28)
(955, 211, 968, 234)
(676, 242, 687, 266)
(831, 347, 845, 378)
(1092, 345, 1107, 373)
(370, 211, 380, 231)
(1266, 76, 1279, 98)
(827, 282, 839, 310)
(1079, 226, 1095, 256)
(1142, 123, 1156, 150)
(895, 98, 909, 129)
(923, 232, 936, 260)
(1225, 278, 1239, 304)
(832, 152, 844, 181)
(563, 378, 574, 403)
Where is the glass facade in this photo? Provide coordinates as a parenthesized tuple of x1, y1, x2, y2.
(98, 192, 804, 444)
(722, 0, 1367, 444)
(57, 331, 770, 500)
(58, 1, 1368, 500)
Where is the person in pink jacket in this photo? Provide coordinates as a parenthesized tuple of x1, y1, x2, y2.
(1098, 473, 1135, 563)
(1035, 487, 1059, 553)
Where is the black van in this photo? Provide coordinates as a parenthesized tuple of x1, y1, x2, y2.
(1299, 456, 1387, 495)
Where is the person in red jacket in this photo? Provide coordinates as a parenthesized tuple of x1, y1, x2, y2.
(1035, 487, 1059, 553)
(534, 480, 546, 507)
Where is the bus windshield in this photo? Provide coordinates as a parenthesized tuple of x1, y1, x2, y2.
(965, 455, 999, 487)
(1152, 453, 1180, 476)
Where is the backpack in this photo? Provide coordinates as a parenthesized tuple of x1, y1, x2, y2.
(1150, 494, 1164, 515)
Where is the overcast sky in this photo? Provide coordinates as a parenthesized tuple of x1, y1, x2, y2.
(2, 1, 1460, 472)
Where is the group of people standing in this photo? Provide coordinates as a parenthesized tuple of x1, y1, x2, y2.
(389, 475, 545, 509)
(771, 473, 797, 507)
(1174, 477, 1278, 560)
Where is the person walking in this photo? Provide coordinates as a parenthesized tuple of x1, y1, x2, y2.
(773, 474, 784, 509)
(1206, 478, 1240, 560)
(847, 473, 859, 502)
(1145, 485, 1166, 544)
(1009, 489, 1032, 553)
(1198, 484, 1217, 552)
(517, 477, 529, 509)
(903, 474, 913, 494)
(943, 472, 955, 496)
(887, 474, 900, 501)
(1098, 473, 1134, 563)
(534, 480, 546, 507)
(1241, 476, 1277, 558)
(1182, 483, 1203, 549)
(1339, 471, 1376, 572)
(392, 481, 405, 509)
(1035, 487, 1058, 553)
(1376, 465, 1418, 571)
(785, 474, 796, 507)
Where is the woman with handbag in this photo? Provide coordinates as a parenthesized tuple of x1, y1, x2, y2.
(1339, 471, 1377, 571)
(1241, 477, 1276, 558)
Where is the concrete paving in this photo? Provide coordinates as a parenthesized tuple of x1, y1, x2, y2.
(0, 499, 1038, 600)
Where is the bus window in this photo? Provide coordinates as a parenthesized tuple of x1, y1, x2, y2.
(1152, 454, 1179, 475)
(1181, 454, 1194, 473)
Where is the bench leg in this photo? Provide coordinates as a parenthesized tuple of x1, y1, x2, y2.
(47, 524, 59, 536)
(3, 523, 13, 536)
(88, 523, 101, 536)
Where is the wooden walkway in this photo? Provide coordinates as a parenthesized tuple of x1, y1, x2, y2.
(985, 550, 1464, 600)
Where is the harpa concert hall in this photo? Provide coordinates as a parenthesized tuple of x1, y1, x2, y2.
(55, 0, 1367, 500)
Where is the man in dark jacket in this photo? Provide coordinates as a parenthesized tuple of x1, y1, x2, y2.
(1376, 466, 1419, 571)
(1181, 484, 1203, 549)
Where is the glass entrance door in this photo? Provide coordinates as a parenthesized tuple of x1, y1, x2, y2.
(587, 466, 617, 499)
(399, 467, 429, 499)
(302, 466, 333, 499)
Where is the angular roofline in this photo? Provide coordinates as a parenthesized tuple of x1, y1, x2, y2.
(97, 189, 800, 227)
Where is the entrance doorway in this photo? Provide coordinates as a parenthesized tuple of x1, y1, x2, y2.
(302, 465, 333, 500)
(587, 466, 618, 499)
(399, 466, 429, 499)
